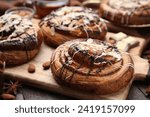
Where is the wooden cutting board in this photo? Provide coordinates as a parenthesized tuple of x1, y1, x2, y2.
(2, 30, 150, 100)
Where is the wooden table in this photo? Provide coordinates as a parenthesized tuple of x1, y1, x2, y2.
(14, 81, 149, 100)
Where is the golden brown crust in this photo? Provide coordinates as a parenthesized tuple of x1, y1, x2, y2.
(50, 39, 134, 95)
(0, 14, 43, 66)
(40, 6, 107, 47)
(1, 49, 38, 66)
(1, 30, 42, 66)
(99, 0, 150, 26)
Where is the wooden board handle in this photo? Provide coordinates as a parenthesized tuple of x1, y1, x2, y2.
(132, 55, 150, 81)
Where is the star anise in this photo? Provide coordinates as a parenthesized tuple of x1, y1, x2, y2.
(3, 80, 22, 95)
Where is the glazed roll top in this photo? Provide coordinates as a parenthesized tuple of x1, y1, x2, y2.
(100, 0, 150, 25)
(66, 39, 122, 74)
(40, 6, 107, 46)
(51, 39, 134, 94)
(109, 0, 150, 11)
(0, 14, 42, 65)
(40, 6, 107, 38)
(0, 14, 39, 51)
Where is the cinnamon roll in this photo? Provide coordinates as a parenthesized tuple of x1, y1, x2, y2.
(40, 6, 107, 47)
(50, 39, 134, 95)
(100, 0, 150, 26)
(0, 14, 42, 66)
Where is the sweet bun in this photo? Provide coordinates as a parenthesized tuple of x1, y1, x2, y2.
(40, 6, 107, 47)
(0, 14, 42, 66)
(50, 39, 134, 95)
(100, 0, 150, 26)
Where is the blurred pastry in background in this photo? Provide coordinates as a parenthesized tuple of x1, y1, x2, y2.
(40, 6, 107, 47)
(100, 0, 150, 26)
(69, 0, 83, 6)
(34, 0, 69, 18)
(82, 0, 101, 9)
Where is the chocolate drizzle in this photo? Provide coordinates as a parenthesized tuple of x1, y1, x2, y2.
(109, 0, 150, 11)
(51, 39, 123, 82)
(40, 6, 107, 38)
(105, 0, 150, 25)
(0, 14, 38, 51)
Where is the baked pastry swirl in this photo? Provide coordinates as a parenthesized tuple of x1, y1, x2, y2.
(100, 0, 150, 26)
(51, 39, 134, 95)
(40, 6, 107, 47)
(0, 14, 42, 66)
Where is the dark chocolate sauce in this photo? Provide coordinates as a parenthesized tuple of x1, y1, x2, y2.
(52, 39, 122, 82)
(0, 14, 38, 52)
(40, 6, 105, 38)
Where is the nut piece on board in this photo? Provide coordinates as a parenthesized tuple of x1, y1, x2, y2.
(42, 61, 50, 70)
(122, 37, 139, 47)
(0, 93, 15, 100)
(109, 32, 127, 41)
(108, 39, 116, 45)
(109, 32, 139, 52)
(28, 63, 36, 73)
(116, 41, 129, 52)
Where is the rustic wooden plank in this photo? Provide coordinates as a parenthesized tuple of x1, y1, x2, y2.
(127, 81, 149, 100)
(16, 82, 149, 100)
(21, 85, 73, 100)
(3, 31, 149, 100)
